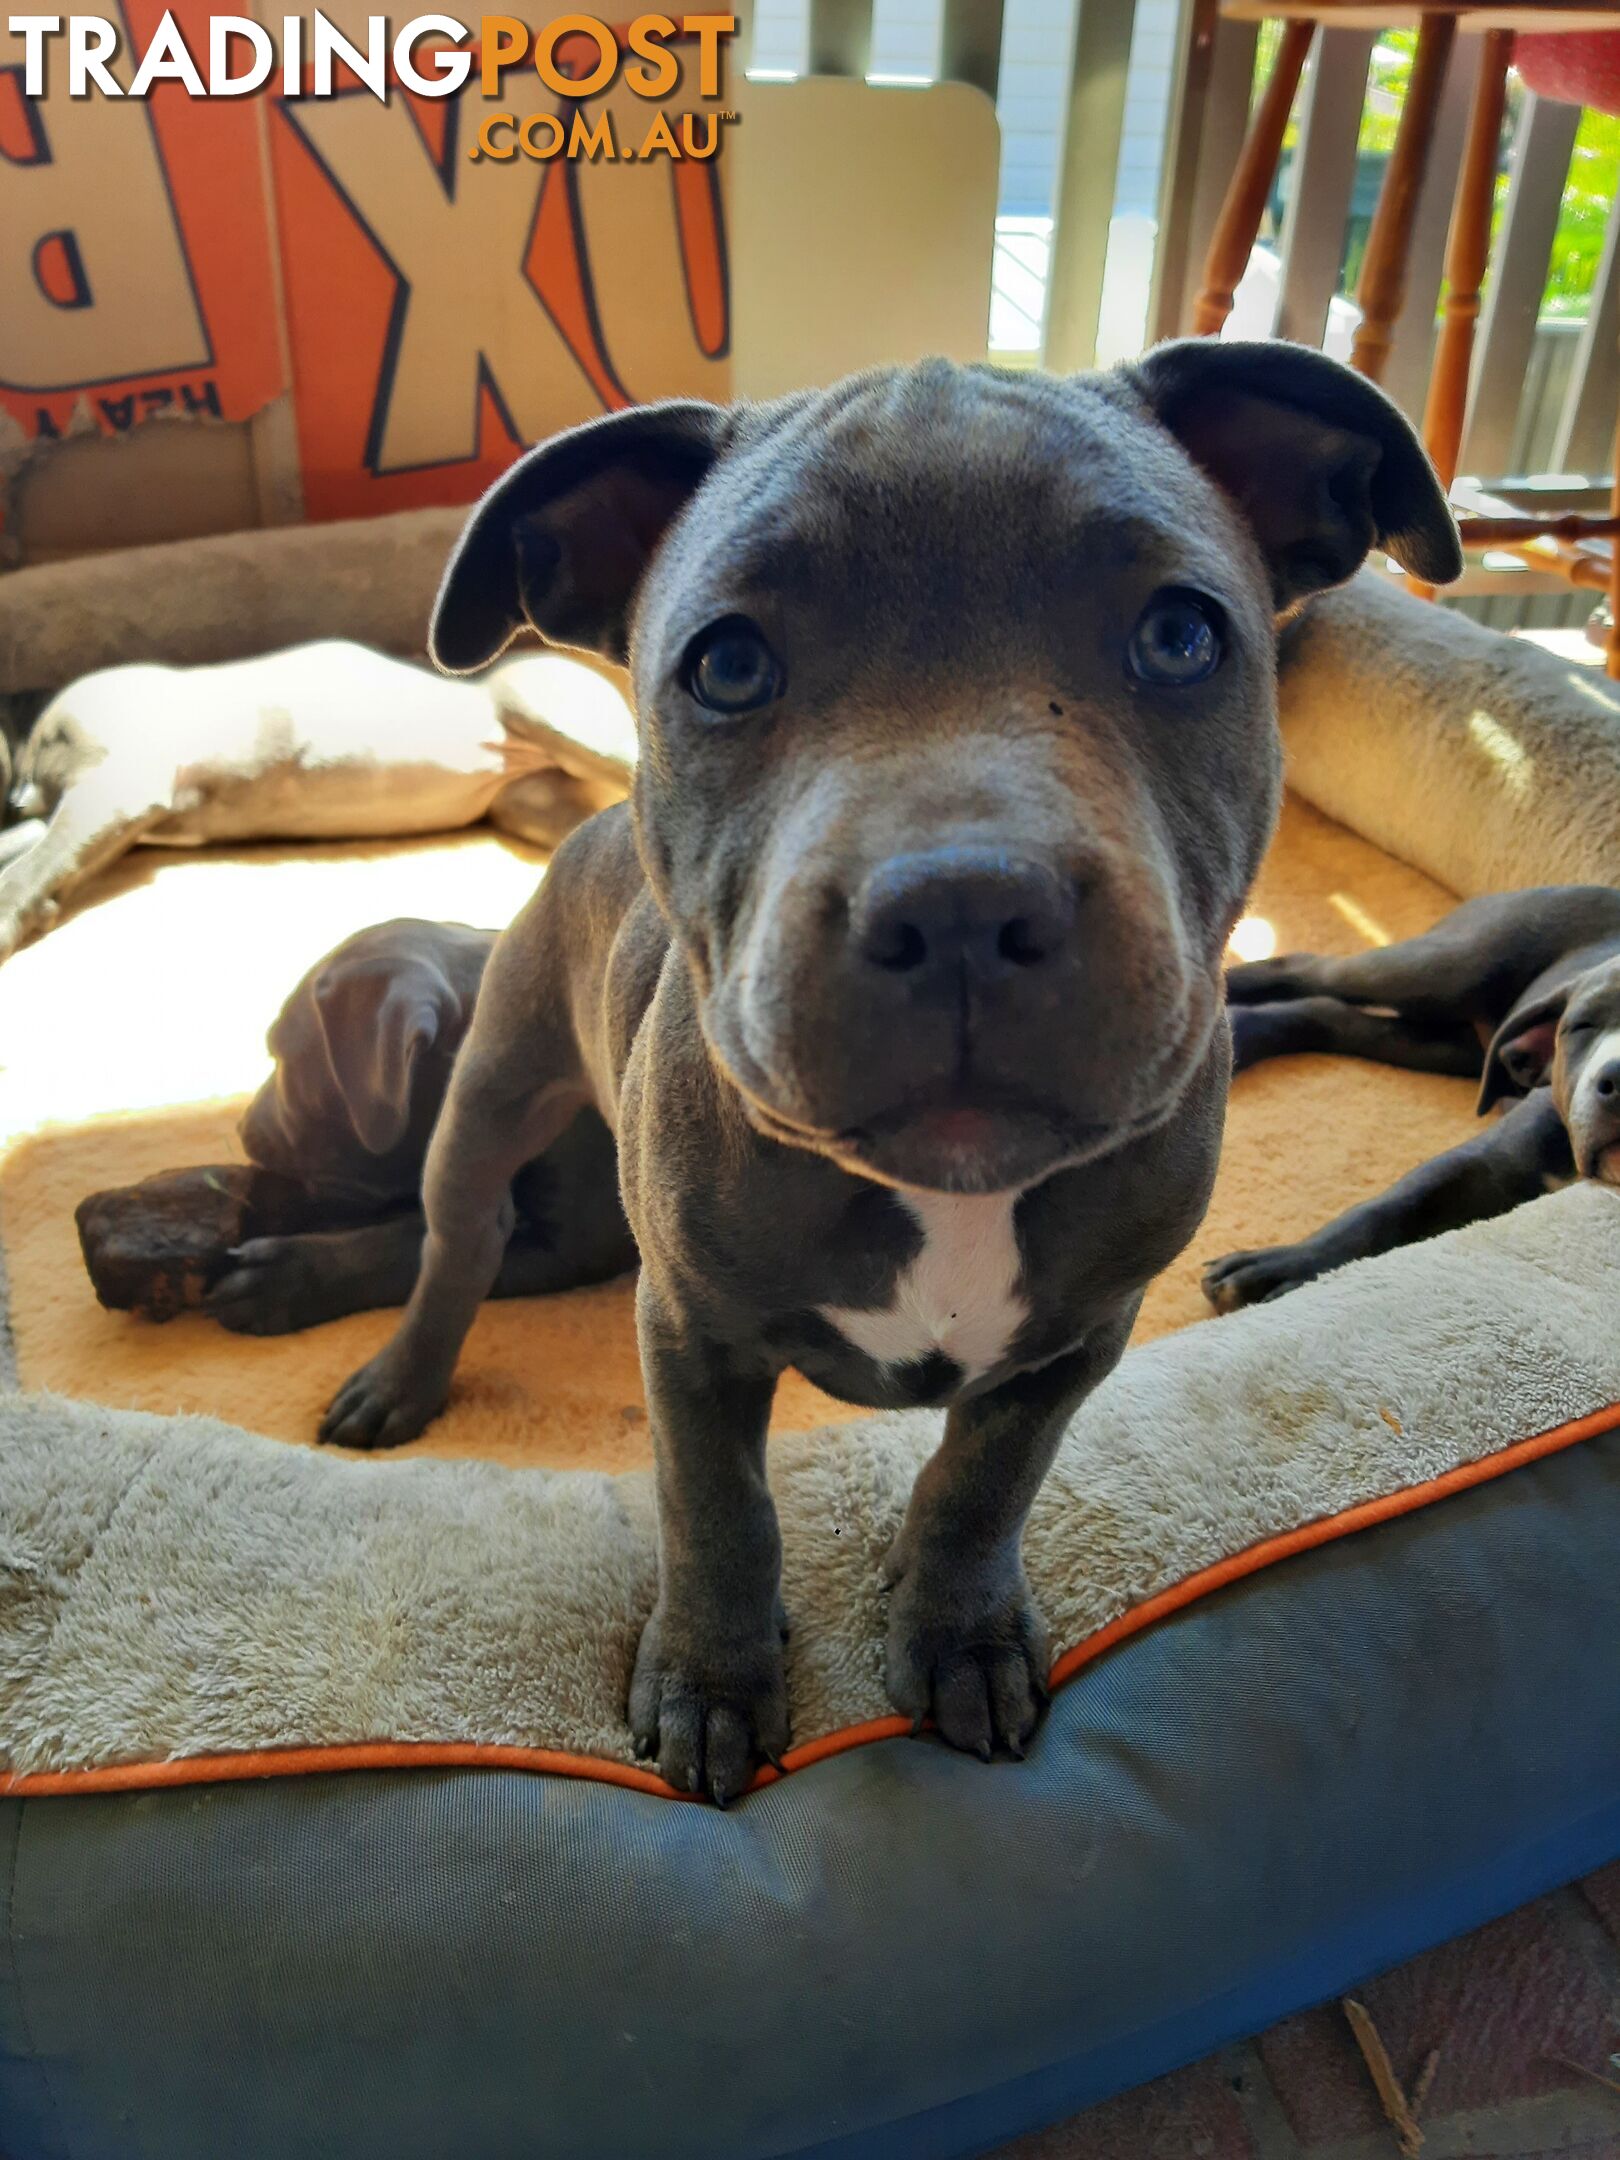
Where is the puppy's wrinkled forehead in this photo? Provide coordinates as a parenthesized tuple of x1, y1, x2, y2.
(647, 367, 1226, 655)
(428, 340, 1459, 681)
(1565, 962, 1620, 1032)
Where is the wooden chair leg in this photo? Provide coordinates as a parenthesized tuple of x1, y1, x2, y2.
(1191, 19, 1314, 337)
(1608, 410, 1620, 678)
(1350, 11, 1457, 383)
(1410, 25, 1512, 597)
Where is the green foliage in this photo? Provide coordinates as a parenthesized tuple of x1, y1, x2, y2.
(1255, 24, 1618, 322)
(1356, 28, 1411, 156)
(1550, 104, 1620, 319)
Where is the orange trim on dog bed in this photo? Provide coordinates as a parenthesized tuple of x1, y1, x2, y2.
(9, 1397, 1620, 1804)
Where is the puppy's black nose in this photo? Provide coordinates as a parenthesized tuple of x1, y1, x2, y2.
(854, 848, 1076, 984)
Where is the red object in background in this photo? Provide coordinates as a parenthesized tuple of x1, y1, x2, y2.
(1515, 28, 1620, 116)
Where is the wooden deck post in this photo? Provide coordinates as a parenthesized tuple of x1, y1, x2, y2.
(1411, 25, 1511, 597)
(1190, 18, 1315, 337)
(1350, 11, 1457, 382)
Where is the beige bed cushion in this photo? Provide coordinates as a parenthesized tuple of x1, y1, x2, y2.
(1280, 572, 1620, 894)
(3, 1182, 1618, 1788)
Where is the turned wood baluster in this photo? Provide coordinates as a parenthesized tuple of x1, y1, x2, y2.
(1350, 11, 1457, 383)
(1191, 18, 1315, 337)
(1411, 26, 1512, 598)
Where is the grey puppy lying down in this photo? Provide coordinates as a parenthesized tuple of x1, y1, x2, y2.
(0, 643, 635, 964)
(206, 915, 634, 1327)
(74, 915, 630, 1325)
(1204, 886, 1620, 1311)
(277, 340, 1455, 1802)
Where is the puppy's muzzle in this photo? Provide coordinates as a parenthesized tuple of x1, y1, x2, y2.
(851, 847, 1078, 998)
(1580, 1053, 1620, 1180)
(712, 829, 1198, 1194)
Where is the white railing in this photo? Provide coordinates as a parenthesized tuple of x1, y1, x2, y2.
(736, 0, 1618, 634)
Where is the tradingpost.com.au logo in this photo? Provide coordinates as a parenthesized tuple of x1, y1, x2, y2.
(5, 11, 737, 161)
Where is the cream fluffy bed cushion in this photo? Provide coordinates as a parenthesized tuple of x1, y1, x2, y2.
(1281, 572, 1620, 893)
(5, 1183, 1619, 1790)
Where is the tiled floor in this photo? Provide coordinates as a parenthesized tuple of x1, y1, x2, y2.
(994, 1871, 1620, 2158)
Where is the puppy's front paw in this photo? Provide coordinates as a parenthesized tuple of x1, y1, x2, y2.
(319, 1343, 447, 1450)
(1227, 1002, 1304, 1073)
(1201, 1242, 1321, 1312)
(628, 1604, 789, 1806)
(205, 1239, 327, 1335)
(1224, 953, 1317, 1004)
(882, 1546, 1050, 1761)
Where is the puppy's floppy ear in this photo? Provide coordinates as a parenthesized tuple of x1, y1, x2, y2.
(431, 398, 729, 675)
(1477, 988, 1567, 1115)
(1129, 339, 1462, 609)
(313, 962, 450, 1156)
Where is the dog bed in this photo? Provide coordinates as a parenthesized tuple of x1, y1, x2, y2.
(0, 509, 464, 690)
(4, 584, 1620, 2159)
(1278, 570, 1620, 895)
(5, 1190, 1620, 2160)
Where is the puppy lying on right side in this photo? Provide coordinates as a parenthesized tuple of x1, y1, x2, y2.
(1203, 885, 1620, 1312)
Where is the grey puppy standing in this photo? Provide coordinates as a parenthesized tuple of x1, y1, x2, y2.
(321, 343, 1459, 1803)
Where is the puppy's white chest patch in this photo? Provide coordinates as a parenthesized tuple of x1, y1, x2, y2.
(821, 1191, 1028, 1382)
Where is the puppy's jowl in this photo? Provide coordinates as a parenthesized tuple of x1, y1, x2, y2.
(323, 343, 1459, 1801)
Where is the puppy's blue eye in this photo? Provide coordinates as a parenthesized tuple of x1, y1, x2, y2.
(1128, 589, 1224, 687)
(685, 617, 781, 714)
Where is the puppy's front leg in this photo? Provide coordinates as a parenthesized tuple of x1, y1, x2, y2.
(884, 1315, 1134, 1759)
(629, 1276, 788, 1806)
(1230, 996, 1482, 1077)
(319, 1060, 580, 1448)
(1203, 1087, 1569, 1311)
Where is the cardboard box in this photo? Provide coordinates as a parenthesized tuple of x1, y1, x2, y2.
(0, 13, 998, 563)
